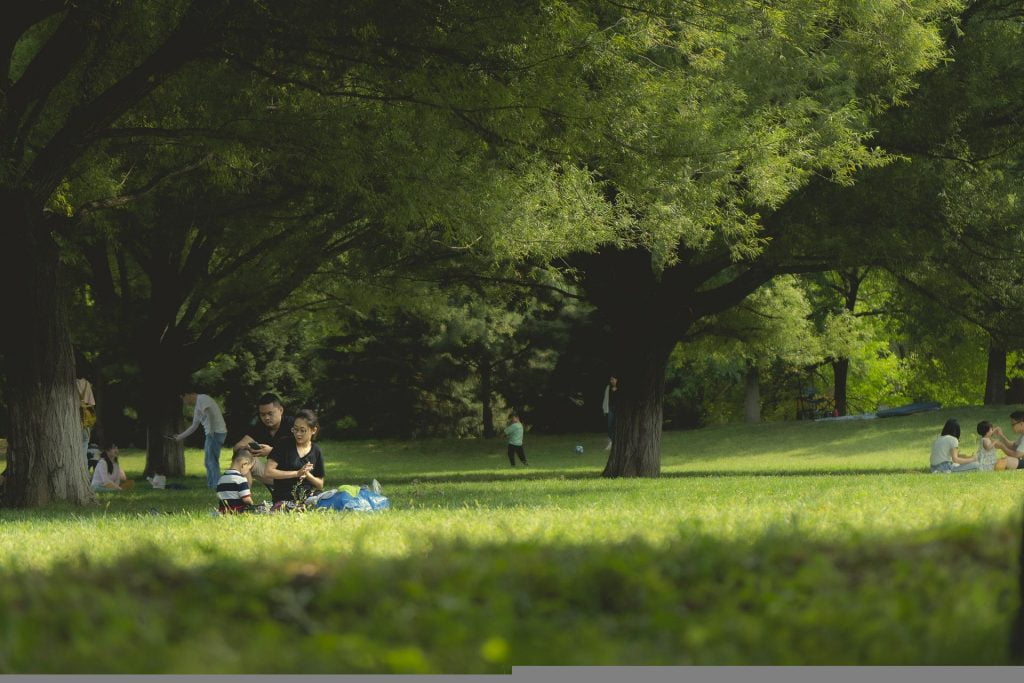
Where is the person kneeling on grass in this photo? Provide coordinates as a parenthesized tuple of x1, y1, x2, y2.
(930, 419, 982, 473)
(264, 408, 325, 503)
(217, 450, 256, 513)
(91, 440, 134, 491)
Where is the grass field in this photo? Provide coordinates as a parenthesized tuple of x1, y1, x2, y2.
(1, 405, 1023, 672)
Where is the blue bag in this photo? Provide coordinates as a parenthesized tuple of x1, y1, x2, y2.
(314, 487, 389, 512)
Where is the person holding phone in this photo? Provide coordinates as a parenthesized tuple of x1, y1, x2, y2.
(232, 393, 293, 491)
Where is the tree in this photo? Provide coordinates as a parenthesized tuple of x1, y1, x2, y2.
(1, 1, 248, 506)
(676, 276, 825, 423)
(553, 1, 958, 476)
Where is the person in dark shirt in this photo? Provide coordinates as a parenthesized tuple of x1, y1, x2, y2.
(264, 408, 325, 503)
(232, 393, 294, 490)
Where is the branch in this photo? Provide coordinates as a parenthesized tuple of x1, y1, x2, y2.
(26, 0, 237, 202)
(76, 153, 215, 216)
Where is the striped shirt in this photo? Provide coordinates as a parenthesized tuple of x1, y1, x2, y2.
(216, 469, 251, 512)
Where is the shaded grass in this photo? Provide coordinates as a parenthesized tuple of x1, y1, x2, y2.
(1, 405, 1022, 670)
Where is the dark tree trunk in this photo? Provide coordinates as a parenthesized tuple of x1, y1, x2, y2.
(832, 358, 850, 416)
(480, 361, 495, 438)
(984, 341, 1007, 406)
(1012, 499, 1024, 663)
(141, 355, 186, 477)
(601, 330, 675, 478)
(1, 211, 94, 507)
(744, 364, 761, 424)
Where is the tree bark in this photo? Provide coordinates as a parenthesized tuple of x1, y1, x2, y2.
(984, 341, 1007, 406)
(832, 358, 850, 416)
(1, 211, 94, 507)
(744, 364, 761, 424)
(601, 330, 675, 478)
(480, 360, 495, 438)
(140, 354, 186, 477)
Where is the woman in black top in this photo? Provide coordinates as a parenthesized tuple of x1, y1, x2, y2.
(264, 408, 325, 502)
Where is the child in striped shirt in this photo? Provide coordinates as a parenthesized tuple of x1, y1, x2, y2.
(216, 449, 255, 513)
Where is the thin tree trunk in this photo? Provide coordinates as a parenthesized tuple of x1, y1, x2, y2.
(984, 341, 1007, 405)
(744, 364, 761, 424)
(480, 361, 495, 439)
(602, 332, 674, 478)
(832, 358, 850, 416)
(1, 215, 94, 507)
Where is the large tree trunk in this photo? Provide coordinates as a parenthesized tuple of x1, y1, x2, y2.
(832, 358, 850, 416)
(141, 355, 186, 477)
(1, 213, 94, 507)
(744, 364, 761, 424)
(984, 341, 1006, 405)
(480, 360, 495, 438)
(601, 331, 675, 478)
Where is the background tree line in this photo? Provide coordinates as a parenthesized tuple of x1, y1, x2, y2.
(6, 0, 1024, 506)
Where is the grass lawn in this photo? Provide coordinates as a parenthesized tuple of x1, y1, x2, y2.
(1, 405, 1023, 672)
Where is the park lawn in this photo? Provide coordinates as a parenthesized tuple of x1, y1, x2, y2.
(0, 405, 1022, 672)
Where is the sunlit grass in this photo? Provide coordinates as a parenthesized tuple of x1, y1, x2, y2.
(1, 405, 1022, 670)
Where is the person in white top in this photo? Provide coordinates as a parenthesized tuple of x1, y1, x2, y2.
(167, 390, 228, 489)
(930, 419, 980, 473)
(90, 441, 131, 491)
(602, 374, 619, 451)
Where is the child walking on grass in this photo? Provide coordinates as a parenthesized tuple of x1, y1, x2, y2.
(217, 449, 256, 513)
(505, 413, 528, 467)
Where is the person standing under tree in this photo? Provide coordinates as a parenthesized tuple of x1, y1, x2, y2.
(602, 374, 619, 451)
(167, 389, 228, 490)
(505, 413, 528, 467)
(75, 359, 96, 465)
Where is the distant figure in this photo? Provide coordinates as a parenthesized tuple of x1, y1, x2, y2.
(232, 393, 293, 491)
(91, 441, 132, 491)
(264, 408, 325, 503)
(602, 374, 619, 451)
(930, 419, 980, 473)
(168, 389, 228, 490)
(76, 373, 96, 465)
(217, 450, 256, 513)
(505, 413, 528, 467)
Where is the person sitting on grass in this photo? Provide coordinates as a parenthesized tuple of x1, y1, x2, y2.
(232, 393, 293, 492)
(983, 419, 1024, 473)
(504, 412, 528, 467)
(216, 449, 256, 513)
(930, 419, 980, 473)
(91, 440, 133, 491)
(264, 408, 325, 503)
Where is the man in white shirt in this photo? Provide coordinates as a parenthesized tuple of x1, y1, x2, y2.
(168, 390, 228, 489)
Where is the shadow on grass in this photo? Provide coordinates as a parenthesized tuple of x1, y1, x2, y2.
(373, 466, 931, 486)
(0, 518, 1019, 670)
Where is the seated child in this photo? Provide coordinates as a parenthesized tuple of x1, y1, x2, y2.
(979, 421, 1024, 471)
(216, 449, 255, 513)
